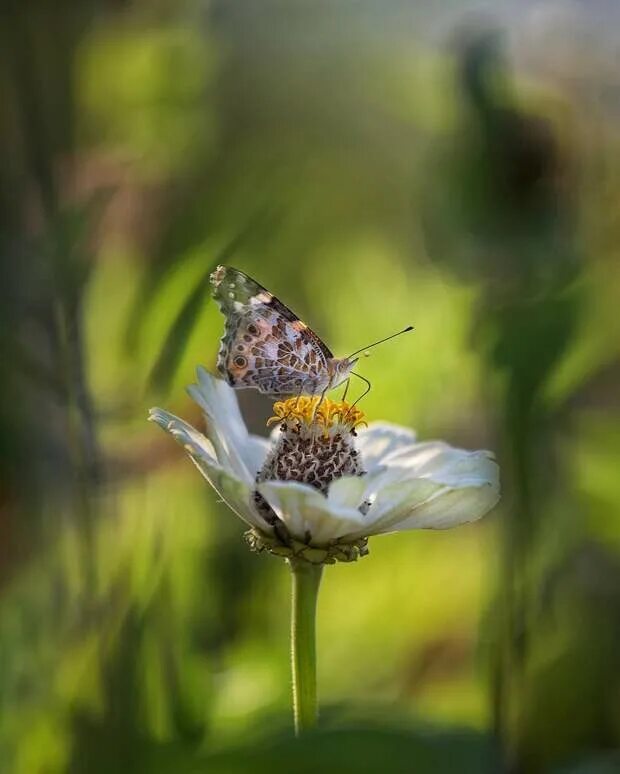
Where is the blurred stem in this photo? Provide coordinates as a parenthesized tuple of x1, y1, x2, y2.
(289, 559, 323, 735)
(54, 295, 100, 595)
(54, 297, 100, 493)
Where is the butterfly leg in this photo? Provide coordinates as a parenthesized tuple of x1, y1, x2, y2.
(312, 385, 329, 422)
(294, 381, 306, 411)
(341, 377, 351, 403)
(280, 380, 308, 424)
(346, 372, 371, 418)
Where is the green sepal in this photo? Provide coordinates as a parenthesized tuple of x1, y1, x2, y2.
(244, 529, 369, 565)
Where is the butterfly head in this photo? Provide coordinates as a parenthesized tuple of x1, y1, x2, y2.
(327, 357, 358, 389)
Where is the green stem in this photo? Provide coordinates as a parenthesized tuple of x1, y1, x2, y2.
(289, 559, 323, 735)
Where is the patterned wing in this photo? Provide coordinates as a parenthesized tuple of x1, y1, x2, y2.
(210, 265, 333, 395)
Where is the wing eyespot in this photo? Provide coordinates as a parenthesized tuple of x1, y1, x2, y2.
(247, 323, 259, 336)
(233, 355, 247, 368)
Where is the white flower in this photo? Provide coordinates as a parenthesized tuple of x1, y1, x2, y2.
(149, 368, 500, 564)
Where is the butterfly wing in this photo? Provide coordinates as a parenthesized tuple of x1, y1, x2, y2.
(210, 266, 333, 395)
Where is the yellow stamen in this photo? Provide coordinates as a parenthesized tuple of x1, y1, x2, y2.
(267, 396, 367, 432)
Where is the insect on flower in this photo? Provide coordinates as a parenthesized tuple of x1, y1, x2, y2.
(149, 369, 500, 565)
(151, 269, 500, 731)
(210, 265, 412, 401)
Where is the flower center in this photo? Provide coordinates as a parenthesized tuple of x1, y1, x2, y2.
(249, 396, 370, 563)
(267, 396, 366, 438)
(255, 396, 366, 515)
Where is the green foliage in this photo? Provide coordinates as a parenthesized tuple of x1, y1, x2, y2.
(2, 2, 620, 773)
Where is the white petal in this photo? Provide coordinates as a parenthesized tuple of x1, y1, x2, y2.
(327, 476, 368, 509)
(149, 408, 216, 460)
(187, 367, 268, 484)
(326, 467, 391, 510)
(352, 478, 444, 536)
(356, 422, 418, 472)
(360, 449, 500, 534)
(258, 481, 367, 545)
(197, 460, 270, 532)
(149, 407, 269, 532)
(380, 480, 499, 531)
(382, 441, 497, 486)
(245, 434, 272, 478)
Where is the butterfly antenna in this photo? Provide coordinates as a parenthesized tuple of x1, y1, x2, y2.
(347, 325, 414, 360)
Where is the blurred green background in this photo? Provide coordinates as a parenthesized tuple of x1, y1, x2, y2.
(2, 2, 620, 772)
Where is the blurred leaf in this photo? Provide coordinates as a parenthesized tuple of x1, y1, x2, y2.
(554, 753, 620, 774)
(45, 188, 114, 297)
(146, 258, 218, 396)
(146, 214, 269, 396)
(65, 724, 497, 774)
(202, 725, 498, 774)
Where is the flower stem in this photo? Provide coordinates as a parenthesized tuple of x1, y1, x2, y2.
(289, 559, 323, 735)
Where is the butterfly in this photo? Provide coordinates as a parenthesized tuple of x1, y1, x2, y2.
(210, 265, 412, 398)
(209, 265, 357, 396)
